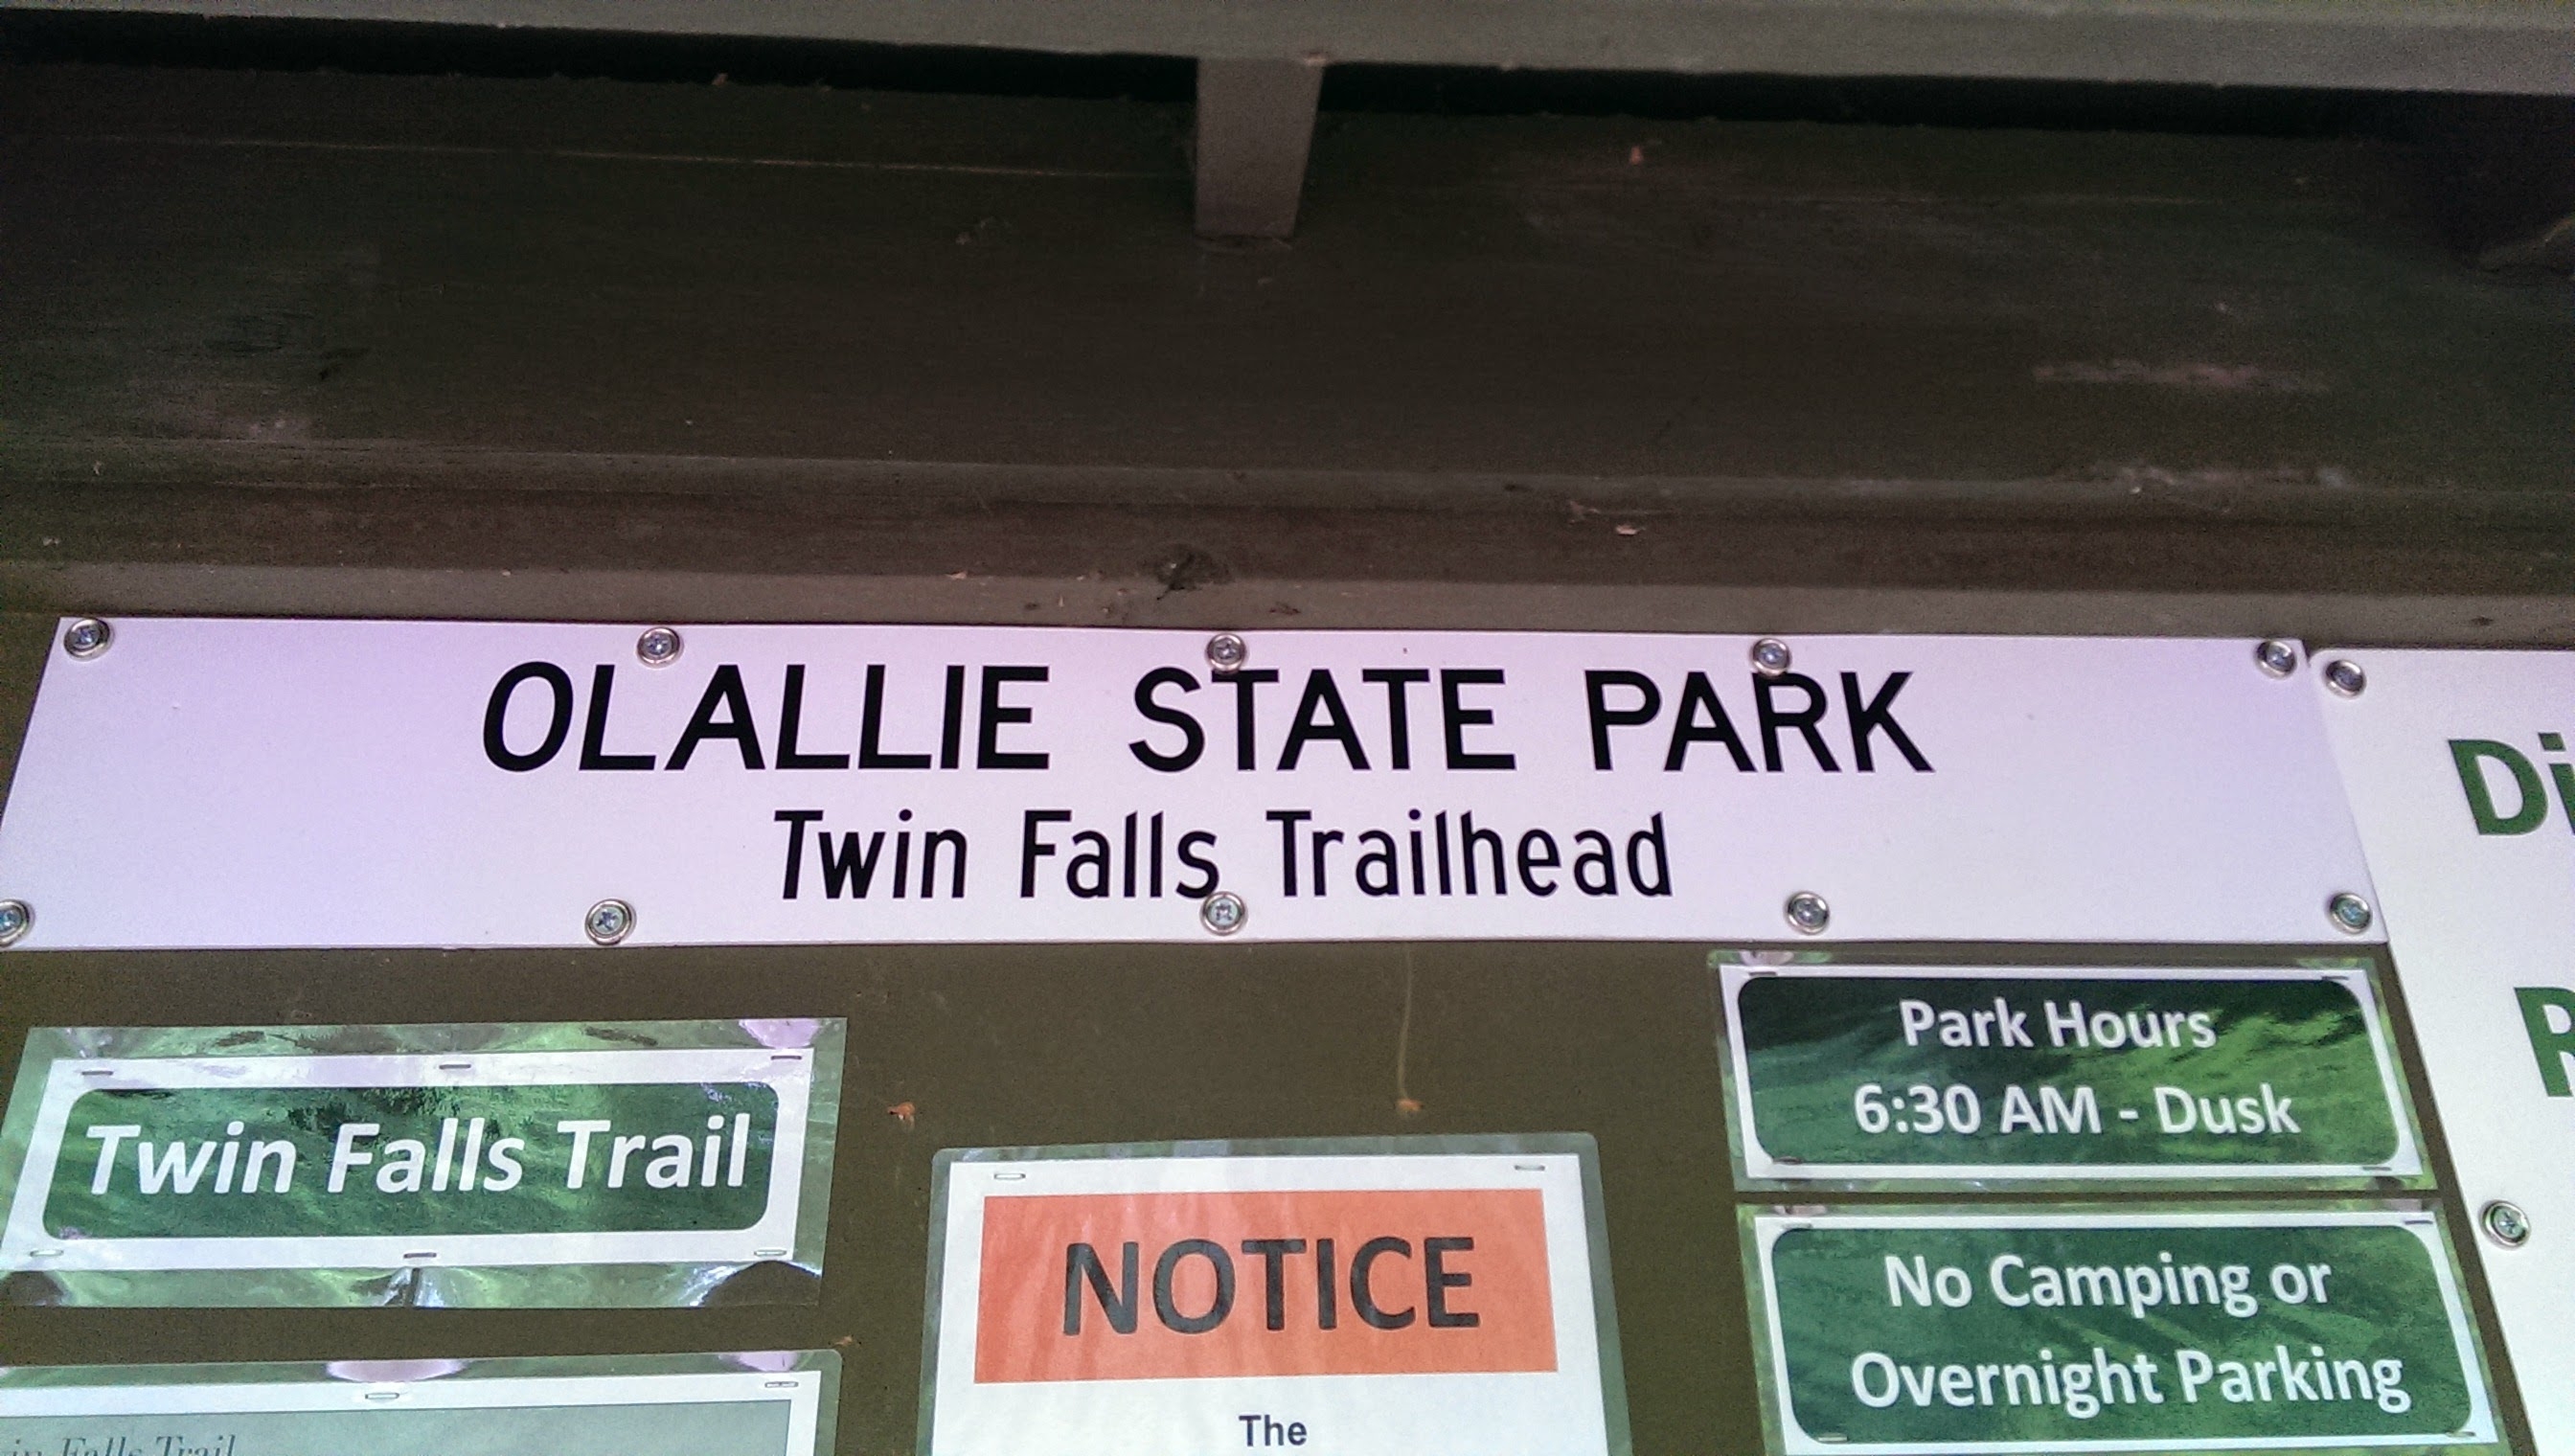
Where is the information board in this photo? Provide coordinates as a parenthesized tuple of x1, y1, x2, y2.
(1721, 966, 2422, 1184)
(1746, 1207, 2495, 1455)
(2318, 648, 2575, 1449)
(0, 1353, 835, 1455)
(0, 1020, 841, 1306)
(0, 621, 2373, 947)
(919, 1137, 1626, 1456)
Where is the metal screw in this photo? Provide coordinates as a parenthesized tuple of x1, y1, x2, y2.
(60, 619, 112, 660)
(1750, 638, 1792, 677)
(1205, 632, 1248, 675)
(584, 899, 635, 945)
(1199, 890, 1247, 935)
(2483, 1200, 2532, 1248)
(636, 626, 684, 668)
(2322, 658, 2366, 697)
(1784, 891, 1831, 935)
(0, 900, 28, 948)
(2328, 892, 2374, 935)
(2254, 640, 2299, 678)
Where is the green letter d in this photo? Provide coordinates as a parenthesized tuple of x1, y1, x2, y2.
(2451, 739, 2546, 834)
(2516, 988, 2575, 1097)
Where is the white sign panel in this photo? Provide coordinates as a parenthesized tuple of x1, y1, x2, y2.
(0, 1354, 832, 1456)
(2318, 648, 2575, 1450)
(0, 620, 2373, 948)
(919, 1140, 1623, 1456)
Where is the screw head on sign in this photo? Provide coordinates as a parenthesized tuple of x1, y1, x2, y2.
(2254, 640, 2299, 678)
(1784, 891, 1831, 935)
(636, 626, 684, 668)
(584, 899, 635, 945)
(61, 619, 111, 660)
(2323, 658, 2367, 697)
(1199, 890, 1248, 936)
(2483, 1200, 2532, 1248)
(0, 900, 28, 948)
(2328, 892, 2374, 935)
(1205, 632, 1248, 675)
(1750, 638, 1793, 677)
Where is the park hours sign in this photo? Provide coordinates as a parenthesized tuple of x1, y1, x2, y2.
(1721, 966, 2423, 1184)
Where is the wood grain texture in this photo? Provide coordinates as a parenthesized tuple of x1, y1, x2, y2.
(0, 65, 2569, 635)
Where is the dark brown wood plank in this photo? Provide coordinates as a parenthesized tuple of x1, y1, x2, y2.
(1, 65, 2569, 638)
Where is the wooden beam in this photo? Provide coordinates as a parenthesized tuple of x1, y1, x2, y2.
(1194, 57, 1322, 239)
(11, 0, 2575, 95)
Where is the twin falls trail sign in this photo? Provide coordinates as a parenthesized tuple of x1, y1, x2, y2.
(2320, 649, 2575, 1453)
(0, 1021, 841, 1306)
(0, 621, 2375, 948)
(918, 1139, 1625, 1456)
(0, 1354, 836, 1456)
(1721, 967, 2424, 1184)
(1747, 1208, 2495, 1455)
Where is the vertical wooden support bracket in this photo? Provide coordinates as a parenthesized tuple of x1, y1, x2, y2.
(1195, 57, 1325, 239)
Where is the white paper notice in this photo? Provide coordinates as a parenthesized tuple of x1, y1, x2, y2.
(0, 621, 2373, 948)
(920, 1141, 1622, 1456)
(2318, 648, 2575, 1450)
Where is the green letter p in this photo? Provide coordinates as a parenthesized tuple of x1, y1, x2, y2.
(2516, 987, 2575, 1097)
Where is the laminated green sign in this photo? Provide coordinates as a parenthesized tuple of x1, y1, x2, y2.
(0, 1020, 843, 1308)
(0, 1352, 836, 1456)
(43, 1081, 778, 1240)
(1722, 967, 2421, 1184)
(1745, 1207, 2496, 1454)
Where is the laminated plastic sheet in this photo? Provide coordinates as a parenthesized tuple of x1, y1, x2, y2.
(0, 1018, 843, 1307)
(2318, 648, 2575, 1450)
(1715, 959, 2426, 1188)
(0, 1352, 838, 1455)
(1742, 1204, 2498, 1455)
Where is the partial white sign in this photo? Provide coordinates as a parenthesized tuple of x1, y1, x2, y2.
(2318, 648, 2575, 1449)
(0, 1354, 833, 1456)
(0, 621, 2373, 947)
(920, 1139, 1623, 1456)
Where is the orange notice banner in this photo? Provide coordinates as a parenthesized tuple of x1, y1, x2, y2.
(973, 1188, 1557, 1383)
